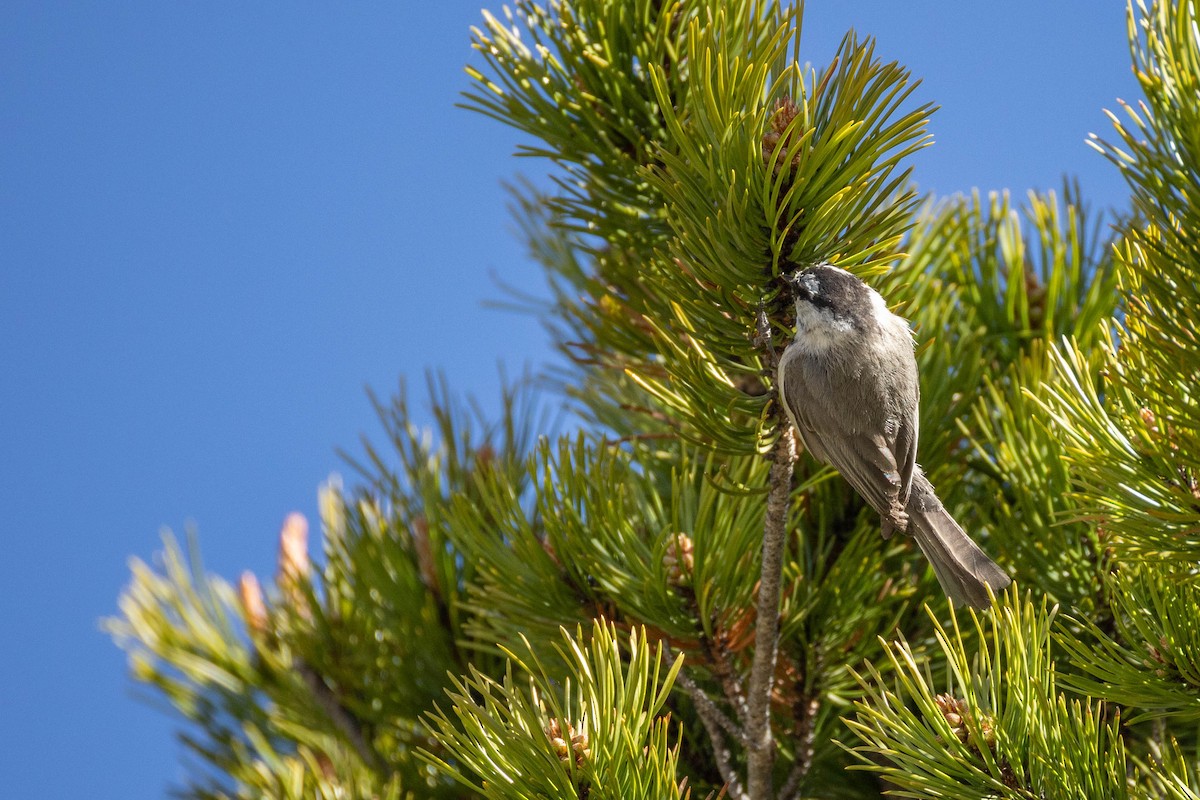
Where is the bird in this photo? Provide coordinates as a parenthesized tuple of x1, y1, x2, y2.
(775, 263, 1010, 608)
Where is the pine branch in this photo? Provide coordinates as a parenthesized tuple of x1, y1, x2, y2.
(698, 627, 751, 730)
(422, 621, 687, 800)
(673, 665, 748, 800)
(109, 1, 1200, 797)
(1058, 565, 1200, 723)
(778, 695, 820, 800)
(673, 664, 746, 744)
(746, 429, 796, 799)
(845, 588, 1138, 798)
(296, 662, 383, 773)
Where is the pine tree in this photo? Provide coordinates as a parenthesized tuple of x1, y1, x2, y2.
(108, 1, 1200, 797)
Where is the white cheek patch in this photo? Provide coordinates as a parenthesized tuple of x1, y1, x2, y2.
(793, 302, 852, 354)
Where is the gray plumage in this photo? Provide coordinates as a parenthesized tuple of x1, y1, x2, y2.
(776, 264, 1010, 608)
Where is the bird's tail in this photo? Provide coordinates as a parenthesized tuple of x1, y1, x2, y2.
(906, 470, 1010, 608)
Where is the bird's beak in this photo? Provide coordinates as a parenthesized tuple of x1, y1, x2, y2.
(784, 270, 808, 296)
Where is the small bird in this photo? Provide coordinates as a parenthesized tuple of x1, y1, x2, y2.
(776, 263, 1010, 608)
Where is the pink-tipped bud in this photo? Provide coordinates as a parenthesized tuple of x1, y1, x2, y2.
(278, 512, 310, 583)
(238, 571, 268, 634)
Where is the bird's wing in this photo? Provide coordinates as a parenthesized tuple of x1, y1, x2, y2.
(897, 382, 918, 507)
(779, 353, 906, 526)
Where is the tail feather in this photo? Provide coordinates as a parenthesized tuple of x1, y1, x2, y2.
(906, 471, 1010, 608)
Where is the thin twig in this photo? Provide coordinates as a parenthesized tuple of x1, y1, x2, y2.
(675, 667, 748, 800)
(702, 629, 751, 727)
(753, 303, 780, 371)
(297, 662, 383, 772)
(601, 432, 680, 447)
(674, 665, 746, 743)
(711, 739, 748, 800)
(746, 430, 796, 799)
(778, 695, 821, 800)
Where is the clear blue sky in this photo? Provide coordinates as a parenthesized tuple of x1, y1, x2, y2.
(1, 3, 1140, 797)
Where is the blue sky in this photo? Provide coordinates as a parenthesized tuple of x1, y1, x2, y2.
(1, 3, 1140, 797)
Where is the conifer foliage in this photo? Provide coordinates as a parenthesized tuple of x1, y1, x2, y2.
(109, 1, 1200, 797)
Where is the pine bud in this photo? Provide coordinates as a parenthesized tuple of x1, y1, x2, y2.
(278, 512, 310, 581)
(664, 532, 695, 586)
(277, 512, 311, 615)
(935, 693, 967, 741)
(238, 571, 268, 634)
(936, 695, 964, 738)
(546, 718, 590, 769)
(763, 96, 803, 170)
(934, 693, 995, 748)
(1023, 262, 1047, 332)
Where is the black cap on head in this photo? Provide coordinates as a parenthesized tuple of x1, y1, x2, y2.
(789, 264, 871, 318)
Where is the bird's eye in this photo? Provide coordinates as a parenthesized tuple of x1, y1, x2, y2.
(807, 293, 834, 310)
